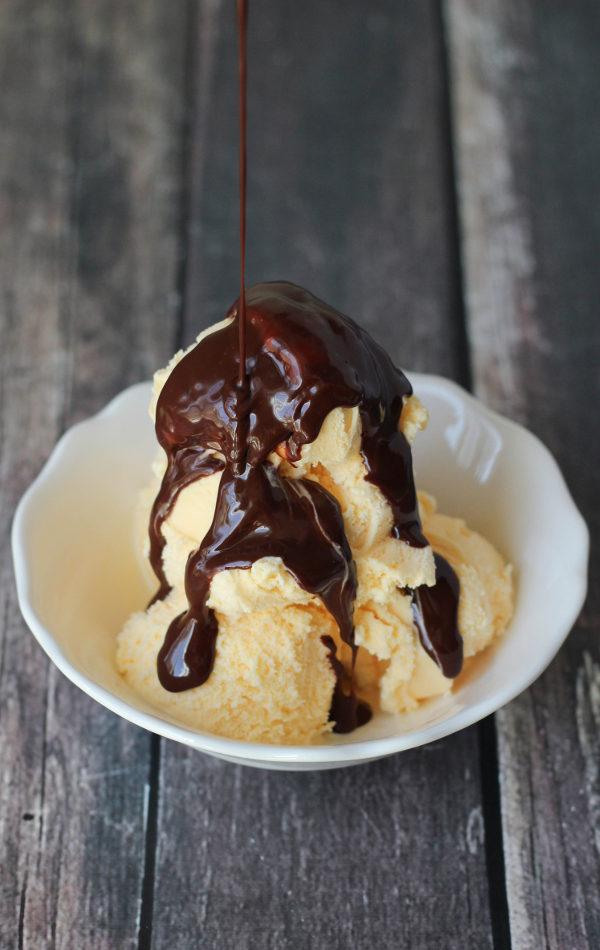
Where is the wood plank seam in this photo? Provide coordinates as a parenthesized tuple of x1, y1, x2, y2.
(138, 735, 161, 950)
(437, 4, 513, 946)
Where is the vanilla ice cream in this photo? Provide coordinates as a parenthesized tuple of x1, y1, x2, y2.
(117, 283, 513, 743)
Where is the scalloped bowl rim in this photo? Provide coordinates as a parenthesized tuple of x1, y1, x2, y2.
(11, 375, 589, 769)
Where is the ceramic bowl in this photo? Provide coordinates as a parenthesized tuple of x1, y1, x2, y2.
(12, 375, 588, 770)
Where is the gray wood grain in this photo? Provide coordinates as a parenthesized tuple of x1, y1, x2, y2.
(153, 739, 490, 950)
(151, 3, 494, 949)
(445, 0, 600, 946)
(0, 2, 186, 947)
(9, 0, 598, 946)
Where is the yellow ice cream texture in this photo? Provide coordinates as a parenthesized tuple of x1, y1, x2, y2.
(117, 321, 513, 743)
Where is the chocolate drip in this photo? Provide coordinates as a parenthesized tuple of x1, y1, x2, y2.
(411, 553, 463, 678)
(321, 636, 372, 734)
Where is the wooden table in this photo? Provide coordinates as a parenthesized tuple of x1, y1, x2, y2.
(1, 2, 598, 947)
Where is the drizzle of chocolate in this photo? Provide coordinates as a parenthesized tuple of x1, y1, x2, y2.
(410, 553, 463, 678)
(149, 282, 427, 730)
(321, 636, 371, 733)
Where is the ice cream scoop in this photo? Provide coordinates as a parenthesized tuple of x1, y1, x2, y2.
(117, 282, 513, 743)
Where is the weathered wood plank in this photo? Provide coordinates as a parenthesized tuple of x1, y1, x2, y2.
(445, 1, 600, 946)
(153, 738, 489, 950)
(0, 2, 186, 947)
(152, 2, 494, 948)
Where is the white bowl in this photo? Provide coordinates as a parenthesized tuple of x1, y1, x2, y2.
(12, 376, 588, 770)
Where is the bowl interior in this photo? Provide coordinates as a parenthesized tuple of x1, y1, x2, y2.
(13, 377, 588, 767)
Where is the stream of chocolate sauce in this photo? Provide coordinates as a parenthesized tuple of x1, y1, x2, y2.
(148, 2, 462, 733)
(410, 553, 463, 679)
(236, 0, 247, 387)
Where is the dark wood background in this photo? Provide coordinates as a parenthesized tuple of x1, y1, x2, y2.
(1, 1, 598, 947)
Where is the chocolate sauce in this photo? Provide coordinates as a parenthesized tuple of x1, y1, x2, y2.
(151, 283, 426, 730)
(150, 284, 464, 721)
(411, 553, 462, 678)
(322, 636, 371, 733)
